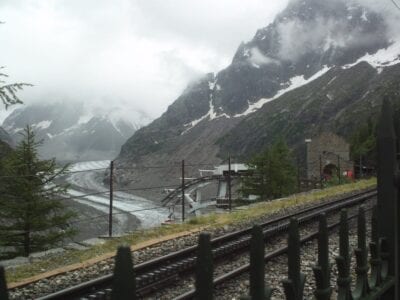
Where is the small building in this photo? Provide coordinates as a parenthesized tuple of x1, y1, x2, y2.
(213, 163, 248, 176)
(305, 132, 354, 180)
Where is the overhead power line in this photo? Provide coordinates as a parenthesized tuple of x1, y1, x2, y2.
(391, 0, 400, 10)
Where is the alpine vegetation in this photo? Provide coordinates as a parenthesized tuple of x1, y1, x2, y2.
(0, 126, 75, 258)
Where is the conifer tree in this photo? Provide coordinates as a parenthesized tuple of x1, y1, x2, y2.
(350, 118, 377, 169)
(0, 126, 75, 257)
(0, 66, 30, 108)
(241, 139, 296, 200)
(0, 22, 31, 108)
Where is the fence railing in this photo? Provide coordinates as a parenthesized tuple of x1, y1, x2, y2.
(1, 100, 398, 299)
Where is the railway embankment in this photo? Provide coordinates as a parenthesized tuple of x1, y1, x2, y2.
(6, 178, 375, 299)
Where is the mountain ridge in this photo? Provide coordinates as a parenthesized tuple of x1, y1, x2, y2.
(113, 0, 399, 198)
(3, 101, 150, 161)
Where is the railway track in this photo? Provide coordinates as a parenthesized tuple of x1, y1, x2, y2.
(175, 206, 372, 300)
(24, 189, 375, 299)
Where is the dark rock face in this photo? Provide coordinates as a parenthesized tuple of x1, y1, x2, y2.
(216, 0, 388, 115)
(3, 102, 144, 161)
(115, 0, 399, 197)
(218, 63, 400, 159)
(120, 74, 215, 160)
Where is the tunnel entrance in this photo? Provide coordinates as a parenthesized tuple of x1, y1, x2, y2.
(323, 163, 338, 179)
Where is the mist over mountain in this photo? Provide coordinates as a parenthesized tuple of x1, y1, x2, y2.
(113, 0, 400, 198)
(2, 101, 151, 161)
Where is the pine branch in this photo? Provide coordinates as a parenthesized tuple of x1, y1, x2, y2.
(0, 67, 32, 107)
(0, 82, 32, 107)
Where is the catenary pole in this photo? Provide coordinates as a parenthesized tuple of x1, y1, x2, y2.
(228, 156, 232, 211)
(109, 160, 114, 237)
(182, 160, 185, 222)
(319, 154, 323, 188)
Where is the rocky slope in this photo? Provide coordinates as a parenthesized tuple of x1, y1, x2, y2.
(2, 101, 150, 161)
(115, 0, 400, 198)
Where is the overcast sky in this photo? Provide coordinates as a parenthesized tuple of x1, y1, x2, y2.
(0, 0, 289, 123)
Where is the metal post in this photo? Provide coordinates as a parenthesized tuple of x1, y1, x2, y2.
(377, 98, 398, 299)
(228, 156, 232, 211)
(319, 154, 323, 188)
(0, 266, 9, 300)
(359, 154, 363, 178)
(112, 246, 136, 299)
(195, 233, 213, 299)
(109, 160, 114, 237)
(181, 160, 185, 223)
(305, 139, 311, 179)
(297, 156, 301, 192)
(337, 155, 341, 184)
(282, 219, 305, 299)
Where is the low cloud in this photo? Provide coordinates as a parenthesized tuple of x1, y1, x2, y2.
(248, 47, 280, 66)
(276, 0, 397, 62)
(354, 0, 400, 41)
(0, 0, 288, 123)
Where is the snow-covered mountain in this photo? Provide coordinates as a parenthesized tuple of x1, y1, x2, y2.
(112, 0, 400, 198)
(2, 101, 151, 161)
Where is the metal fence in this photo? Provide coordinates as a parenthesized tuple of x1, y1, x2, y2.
(1, 99, 399, 299)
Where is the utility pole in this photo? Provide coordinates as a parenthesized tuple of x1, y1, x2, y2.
(181, 160, 185, 223)
(297, 156, 301, 192)
(109, 160, 114, 237)
(319, 154, 323, 188)
(337, 155, 341, 184)
(228, 156, 232, 211)
(359, 154, 363, 178)
(305, 139, 312, 180)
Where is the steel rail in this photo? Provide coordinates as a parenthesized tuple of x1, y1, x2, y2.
(34, 189, 376, 299)
(174, 206, 373, 300)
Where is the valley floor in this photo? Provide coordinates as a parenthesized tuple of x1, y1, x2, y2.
(63, 160, 169, 241)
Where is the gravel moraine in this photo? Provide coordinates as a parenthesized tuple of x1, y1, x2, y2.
(8, 189, 374, 300)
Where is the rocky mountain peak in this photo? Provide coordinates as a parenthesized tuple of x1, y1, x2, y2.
(2, 101, 149, 161)
(115, 0, 400, 197)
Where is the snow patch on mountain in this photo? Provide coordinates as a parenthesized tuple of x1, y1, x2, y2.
(234, 65, 331, 117)
(247, 47, 279, 68)
(182, 98, 230, 135)
(361, 9, 368, 22)
(78, 112, 94, 125)
(181, 65, 332, 133)
(343, 41, 400, 71)
(33, 120, 52, 130)
(208, 79, 216, 90)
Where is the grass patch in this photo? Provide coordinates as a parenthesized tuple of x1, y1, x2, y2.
(5, 178, 376, 284)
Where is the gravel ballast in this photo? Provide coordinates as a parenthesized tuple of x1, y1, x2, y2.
(7, 188, 375, 299)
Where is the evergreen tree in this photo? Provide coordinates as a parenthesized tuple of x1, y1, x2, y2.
(0, 22, 31, 108)
(350, 118, 377, 171)
(240, 150, 271, 200)
(350, 105, 400, 174)
(241, 139, 296, 200)
(0, 66, 30, 108)
(268, 139, 297, 198)
(0, 126, 75, 257)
